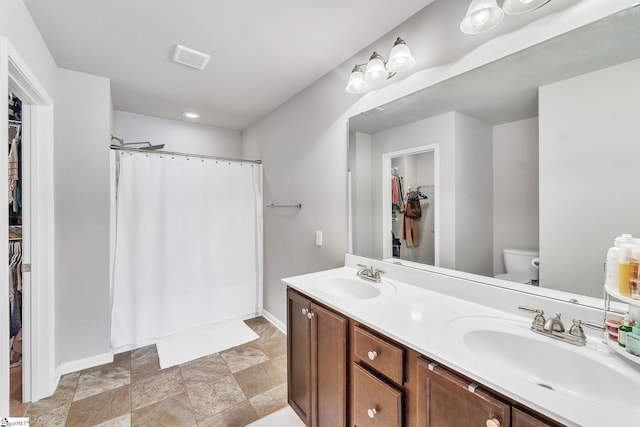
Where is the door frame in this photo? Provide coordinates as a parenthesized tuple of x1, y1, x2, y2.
(381, 144, 439, 265)
(1, 37, 56, 414)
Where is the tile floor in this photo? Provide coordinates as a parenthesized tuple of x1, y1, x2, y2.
(13, 316, 289, 426)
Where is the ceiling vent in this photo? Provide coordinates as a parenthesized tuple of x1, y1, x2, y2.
(172, 44, 210, 70)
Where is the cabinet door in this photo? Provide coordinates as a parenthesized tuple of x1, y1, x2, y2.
(311, 302, 348, 427)
(416, 358, 510, 427)
(513, 408, 561, 427)
(288, 289, 312, 425)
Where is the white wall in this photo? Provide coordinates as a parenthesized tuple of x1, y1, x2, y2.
(0, 0, 56, 93)
(54, 68, 112, 364)
(539, 58, 640, 297)
(113, 111, 242, 158)
(454, 113, 493, 276)
(493, 118, 539, 275)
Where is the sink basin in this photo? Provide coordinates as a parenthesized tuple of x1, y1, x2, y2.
(313, 276, 394, 300)
(446, 316, 640, 406)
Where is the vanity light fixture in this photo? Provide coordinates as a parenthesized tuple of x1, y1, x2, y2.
(345, 37, 416, 94)
(460, 0, 504, 34)
(182, 111, 200, 119)
(460, 0, 551, 34)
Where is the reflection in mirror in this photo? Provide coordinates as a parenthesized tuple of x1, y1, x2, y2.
(348, 6, 640, 300)
(386, 147, 437, 266)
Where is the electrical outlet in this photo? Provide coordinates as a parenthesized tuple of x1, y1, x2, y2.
(315, 230, 323, 246)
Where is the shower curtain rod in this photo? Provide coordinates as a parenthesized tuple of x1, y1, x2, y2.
(110, 144, 262, 164)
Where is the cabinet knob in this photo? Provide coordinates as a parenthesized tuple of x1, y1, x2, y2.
(367, 350, 378, 360)
(486, 418, 501, 427)
(301, 308, 308, 316)
(307, 312, 314, 319)
(367, 408, 377, 419)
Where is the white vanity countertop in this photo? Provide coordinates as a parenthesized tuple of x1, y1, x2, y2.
(283, 266, 640, 427)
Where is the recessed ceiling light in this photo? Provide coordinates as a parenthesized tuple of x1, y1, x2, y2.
(182, 111, 200, 119)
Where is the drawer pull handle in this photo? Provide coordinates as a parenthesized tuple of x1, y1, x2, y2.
(486, 418, 501, 427)
(367, 350, 378, 360)
(301, 308, 308, 316)
(367, 408, 377, 419)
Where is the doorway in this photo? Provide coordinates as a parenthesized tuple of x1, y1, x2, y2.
(1, 37, 56, 416)
(382, 144, 439, 266)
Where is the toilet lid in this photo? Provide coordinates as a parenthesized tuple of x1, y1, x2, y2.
(495, 273, 531, 284)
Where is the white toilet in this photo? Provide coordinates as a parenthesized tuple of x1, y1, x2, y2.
(495, 248, 539, 285)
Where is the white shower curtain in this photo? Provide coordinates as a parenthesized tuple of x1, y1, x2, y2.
(110, 151, 263, 351)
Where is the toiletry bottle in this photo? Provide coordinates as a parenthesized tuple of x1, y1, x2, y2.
(619, 314, 633, 348)
(626, 321, 640, 356)
(606, 246, 620, 291)
(631, 249, 640, 299)
(619, 244, 634, 297)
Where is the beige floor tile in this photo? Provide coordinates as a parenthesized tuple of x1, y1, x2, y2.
(74, 366, 131, 401)
(221, 347, 269, 373)
(179, 353, 230, 383)
(253, 333, 287, 360)
(26, 372, 79, 417)
(95, 414, 132, 427)
(21, 318, 287, 426)
(234, 360, 286, 399)
(82, 352, 131, 376)
(244, 317, 271, 332)
(249, 383, 288, 418)
(131, 345, 158, 368)
(271, 354, 287, 377)
(131, 366, 186, 411)
(185, 374, 246, 421)
(27, 404, 70, 427)
(132, 392, 196, 427)
(131, 345, 162, 384)
(197, 400, 260, 427)
(66, 385, 130, 427)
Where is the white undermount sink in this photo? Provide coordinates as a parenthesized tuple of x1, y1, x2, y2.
(313, 276, 395, 300)
(446, 316, 640, 406)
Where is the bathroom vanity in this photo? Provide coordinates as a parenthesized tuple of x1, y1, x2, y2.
(284, 255, 640, 427)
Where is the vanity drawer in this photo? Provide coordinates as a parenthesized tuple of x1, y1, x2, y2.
(354, 325, 404, 385)
(352, 362, 402, 427)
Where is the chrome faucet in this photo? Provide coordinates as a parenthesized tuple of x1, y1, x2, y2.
(357, 264, 385, 283)
(518, 306, 605, 346)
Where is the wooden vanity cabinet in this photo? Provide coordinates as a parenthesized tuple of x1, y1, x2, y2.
(287, 288, 348, 427)
(287, 287, 563, 427)
(416, 357, 511, 427)
(512, 408, 560, 427)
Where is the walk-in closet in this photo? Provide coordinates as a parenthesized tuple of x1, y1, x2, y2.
(8, 90, 26, 416)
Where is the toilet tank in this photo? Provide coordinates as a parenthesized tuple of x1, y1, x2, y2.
(503, 248, 539, 280)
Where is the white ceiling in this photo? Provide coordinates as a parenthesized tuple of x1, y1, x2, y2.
(23, 0, 435, 129)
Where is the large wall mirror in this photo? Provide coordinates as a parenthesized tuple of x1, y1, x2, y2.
(348, 5, 640, 301)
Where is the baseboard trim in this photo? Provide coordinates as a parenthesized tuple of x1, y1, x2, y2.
(262, 309, 286, 334)
(57, 352, 114, 377)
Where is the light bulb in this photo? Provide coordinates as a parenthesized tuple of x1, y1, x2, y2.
(387, 38, 416, 73)
(364, 53, 389, 83)
(345, 66, 369, 93)
(460, 0, 504, 34)
(472, 9, 490, 26)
